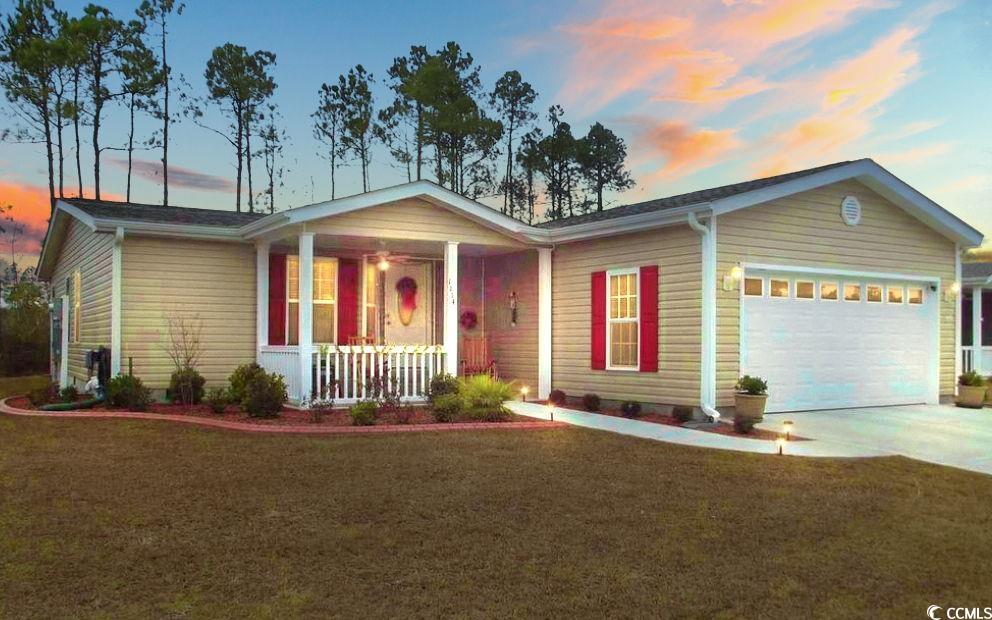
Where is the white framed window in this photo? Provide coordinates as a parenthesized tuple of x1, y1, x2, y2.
(795, 280, 814, 300)
(820, 281, 839, 301)
(769, 278, 790, 298)
(606, 268, 639, 370)
(743, 277, 764, 297)
(287, 255, 338, 345)
(866, 284, 883, 303)
(907, 287, 924, 305)
(364, 261, 379, 343)
(843, 283, 862, 302)
(71, 270, 81, 343)
(887, 286, 904, 304)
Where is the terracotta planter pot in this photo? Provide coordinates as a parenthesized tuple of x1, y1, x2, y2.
(734, 393, 768, 421)
(956, 385, 987, 409)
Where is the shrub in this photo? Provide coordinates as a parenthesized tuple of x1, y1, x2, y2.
(428, 373, 460, 403)
(349, 400, 378, 426)
(205, 387, 228, 414)
(309, 398, 334, 424)
(228, 363, 266, 405)
(736, 375, 768, 395)
(106, 374, 152, 411)
(620, 400, 642, 418)
(431, 393, 464, 423)
(393, 406, 415, 425)
(959, 371, 987, 387)
(582, 393, 601, 412)
(241, 371, 287, 418)
(169, 367, 205, 406)
(672, 406, 693, 423)
(29, 383, 58, 407)
(460, 374, 513, 421)
(549, 389, 567, 406)
(733, 415, 757, 434)
(59, 385, 79, 403)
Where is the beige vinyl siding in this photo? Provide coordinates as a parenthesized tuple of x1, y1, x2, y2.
(310, 198, 525, 248)
(484, 250, 539, 390)
(50, 218, 114, 385)
(122, 236, 256, 389)
(716, 179, 958, 406)
(552, 225, 701, 406)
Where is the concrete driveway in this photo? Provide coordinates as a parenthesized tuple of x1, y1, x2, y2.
(757, 404, 992, 475)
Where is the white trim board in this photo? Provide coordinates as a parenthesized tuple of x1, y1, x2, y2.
(743, 262, 942, 284)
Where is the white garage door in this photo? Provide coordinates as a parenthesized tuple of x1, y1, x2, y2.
(741, 269, 938, 413)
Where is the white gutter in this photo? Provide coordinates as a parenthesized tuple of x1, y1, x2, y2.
(687, 211, 720, 423)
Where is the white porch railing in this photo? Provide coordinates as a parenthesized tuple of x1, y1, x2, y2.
(963, 346, 975, 374)
(961, 346, 992, 376)
(258, 344, 446, 404)
(314, 345, 446, 404)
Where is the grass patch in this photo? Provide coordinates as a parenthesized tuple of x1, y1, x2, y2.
(0, 413, 990, 617)
(0, 374, 50, 399)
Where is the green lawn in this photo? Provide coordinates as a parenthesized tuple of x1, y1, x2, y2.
(1, 377, 991, 617)
(0, 374, 50, 400)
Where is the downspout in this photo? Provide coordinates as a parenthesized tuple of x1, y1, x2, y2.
(687, 212, 720, 422)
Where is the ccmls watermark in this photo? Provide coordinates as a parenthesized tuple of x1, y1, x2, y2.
(927, 605, 992, 619)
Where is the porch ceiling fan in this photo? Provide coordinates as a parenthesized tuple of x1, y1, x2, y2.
(372, 250, 415, 271)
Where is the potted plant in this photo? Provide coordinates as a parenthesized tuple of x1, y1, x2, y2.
(734, 375, 768, 422)
(957, 371, 987, 409)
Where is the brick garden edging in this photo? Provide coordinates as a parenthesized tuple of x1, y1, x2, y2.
(0, 398, 567, 435)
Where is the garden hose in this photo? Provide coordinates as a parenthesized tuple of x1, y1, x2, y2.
(38, 394, 105, 412)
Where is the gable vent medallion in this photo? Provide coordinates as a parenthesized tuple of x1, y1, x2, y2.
(841, 195, 862, 226)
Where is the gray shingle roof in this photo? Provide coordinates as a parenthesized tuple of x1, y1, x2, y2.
(62, 198, 267, 227)
(538, 160, 861, 228)
(963, 262, 992, 281)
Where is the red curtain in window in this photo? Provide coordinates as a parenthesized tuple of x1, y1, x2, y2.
(639, 265, 659, 372)
(337, 258, 360, 344)
(268, 254, 287, 345)
(591, 271, 606, 370)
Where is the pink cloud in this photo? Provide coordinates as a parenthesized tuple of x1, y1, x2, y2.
(625, 118, 741, 183)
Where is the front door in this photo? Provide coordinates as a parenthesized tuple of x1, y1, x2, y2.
(382, 261, 434, 345)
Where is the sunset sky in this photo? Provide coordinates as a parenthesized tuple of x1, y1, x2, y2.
(1, 0, 990, 267)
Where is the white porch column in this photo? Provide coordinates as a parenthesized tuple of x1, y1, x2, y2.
(974, 286, 983, 374)
(298, 232, 315, 401)
(443, 241, 459, 376)
(256, 241, 270, 350)
(538, 247, 552, 400)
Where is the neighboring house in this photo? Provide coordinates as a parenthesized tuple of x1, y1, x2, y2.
(37, 158, 984, 414)
(961, 260, 992, 375)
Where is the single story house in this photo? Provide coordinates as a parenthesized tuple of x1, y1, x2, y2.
(37, 158, 984, 414)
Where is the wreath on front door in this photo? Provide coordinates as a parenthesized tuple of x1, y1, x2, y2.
(395, 276, 418, 326)
(460, 309, 478, 330)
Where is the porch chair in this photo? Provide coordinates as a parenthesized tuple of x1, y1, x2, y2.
(459, 336, 498, 379)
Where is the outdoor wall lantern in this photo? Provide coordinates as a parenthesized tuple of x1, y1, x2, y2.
(723, 265, 743, 291)
(508, 290, 518, 326)
(945, 281, 961, 302)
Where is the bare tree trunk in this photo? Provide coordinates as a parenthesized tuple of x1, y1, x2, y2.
(92, 57, 103, 201)
(43, 103, 55, 213)
(235, 110, 243, 212)
(126, 93, 135, 202)
(329, 152, 336, 200)
(246, 108, 254, 212)
(73, 67, 82, 197)
(55, 92, 64, 198)
(503, 120, 514, 215)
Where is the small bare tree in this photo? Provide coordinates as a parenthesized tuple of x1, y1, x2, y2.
(163, 310, 203, 406)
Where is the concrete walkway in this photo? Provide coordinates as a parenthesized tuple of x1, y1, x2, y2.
(757, 404, 992, 475)
(505, 401, 887, 458)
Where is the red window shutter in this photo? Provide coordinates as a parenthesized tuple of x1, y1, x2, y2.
(591, 271, 606, 370)
(268, 254, 287, 346)
(639, 265, 659, 372)
(337, 258, 359, 344)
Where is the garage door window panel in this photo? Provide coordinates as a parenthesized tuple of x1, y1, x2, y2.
(908, 287, 924, 305)
(770, 279, 790, 299)
(795, 280, 814, 300)
(820, 282, 839, 301)
(887, 286, 904, 304)
(744, 277, 764, 297)
(844, 283, 862, 302)
(867, 284, 883, 303)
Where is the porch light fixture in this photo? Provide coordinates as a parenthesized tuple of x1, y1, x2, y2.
(776, 436, 786, 456)
(945, 281, 961, 302)
(782, 420, 794, 441)
(377, 256, 390, 271)
(723, 265, 743, 291)
(520, 386, 529, 402)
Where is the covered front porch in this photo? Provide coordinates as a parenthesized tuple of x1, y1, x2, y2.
(252, 227, 551, 405)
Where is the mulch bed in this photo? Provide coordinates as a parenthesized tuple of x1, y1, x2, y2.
(564, 404, 807, 441)
(5, 397, 531, 427)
